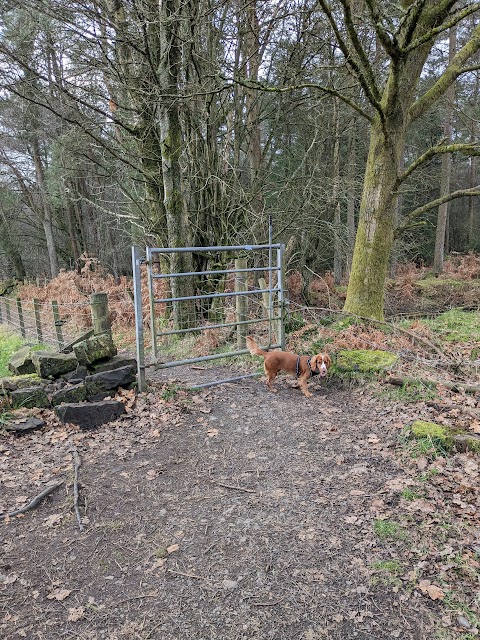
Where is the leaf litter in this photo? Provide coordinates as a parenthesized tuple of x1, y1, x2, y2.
(0, 368, 479, 639)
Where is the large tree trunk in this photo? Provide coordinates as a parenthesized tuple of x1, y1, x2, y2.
(344, 118, 404, 319)
(31, 138, 59, 278)
(333, 98, 342, 284)
(433, 27, 456, 274)
(345, 122, 357, 277)
(158, 0, 194, 329)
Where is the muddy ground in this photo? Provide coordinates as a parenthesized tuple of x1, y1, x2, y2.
(1, 366, 477, 639)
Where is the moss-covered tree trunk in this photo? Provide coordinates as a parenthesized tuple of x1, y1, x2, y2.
(158, 0, 194, 329)
(344, 119, 403, 319)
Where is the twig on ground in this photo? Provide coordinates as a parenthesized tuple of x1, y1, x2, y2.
(243, 597, 284, 607)
(167, 569, 207, 580)
(70, 447, 84, 532)
(212, 481, 256, 493)
(0, 480, 64, 521)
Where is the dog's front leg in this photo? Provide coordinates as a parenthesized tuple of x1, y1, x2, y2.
(298, 375, 312, 398)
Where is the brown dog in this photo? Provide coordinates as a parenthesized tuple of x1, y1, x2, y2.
(246, 336, 331, 398)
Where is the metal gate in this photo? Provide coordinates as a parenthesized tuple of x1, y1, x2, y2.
(132, 243, 285, 391)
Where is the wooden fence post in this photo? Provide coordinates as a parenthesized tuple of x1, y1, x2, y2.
(16, 298, 26, 337)
(235, 258, 248, 349)
(90, 292, 110, 336)
(33, 299, 43, 343)
(5, 298, 11, 325)
(52, 301, 64, 350)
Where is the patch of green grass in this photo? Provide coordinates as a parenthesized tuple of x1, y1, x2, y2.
(373, 519, 401, 540)
(409, 436, 451, 459)
(400, 488, 422, 501)
(0, 328, 25, 377)
(370, 559, 403, 587)
(0, 409, 14, 427)
(372, 560, 402, 573)
(160, 383, 183, 401)
(402, 309, 480, 343)
(401, 422, 453, 460)
(379, 380, 438, 403)
(418, 467, 440, 482)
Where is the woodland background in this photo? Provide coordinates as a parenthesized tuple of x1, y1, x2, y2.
(0, 0, 478, 305)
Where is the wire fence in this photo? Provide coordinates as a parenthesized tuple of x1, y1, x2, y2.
(0, 295, 106, 351)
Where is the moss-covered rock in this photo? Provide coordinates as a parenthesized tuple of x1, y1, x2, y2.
(31, 351, 78, 378)
(10, 386, 50, 409)
(51, 383, 87, 406)
(0, 374, 48, 393)
(336, 349, 398, 372)
(409, 419, 480, 454)
(7, 346, 36, 375)
(410, 420, 453, 446)
(73, 334, 117, 366)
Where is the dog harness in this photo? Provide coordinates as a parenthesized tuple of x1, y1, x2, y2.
(296, 356, 319, 379)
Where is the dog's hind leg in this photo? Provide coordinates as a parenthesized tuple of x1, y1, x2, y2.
(265, 364, 278, 392)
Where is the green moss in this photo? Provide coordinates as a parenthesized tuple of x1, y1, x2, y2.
(0, 373, 46, 390)
(336, 349, 398, 372)
(411, 420, 450, 439)
(408, 420, 454, 457)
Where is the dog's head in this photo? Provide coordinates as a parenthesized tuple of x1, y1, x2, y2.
(310, 353, 332, 377)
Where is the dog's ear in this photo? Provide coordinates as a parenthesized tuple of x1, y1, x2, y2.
(324, 354, 332, 368)
(310, 355, 318, 370)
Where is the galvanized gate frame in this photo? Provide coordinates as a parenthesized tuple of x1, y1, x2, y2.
(131, 244, 286, 392)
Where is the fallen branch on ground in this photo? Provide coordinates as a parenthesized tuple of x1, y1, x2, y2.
(212, 481, 256, 493)
(0, 480, 64, 520)
(385, 375, 480, 395)
(70, 446, 84, 532)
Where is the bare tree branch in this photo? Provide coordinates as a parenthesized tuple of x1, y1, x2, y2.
(397, 142, 480, 185)
(395, 185, 480, 237)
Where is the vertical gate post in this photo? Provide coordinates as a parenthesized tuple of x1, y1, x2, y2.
(132, 246, 146, 392)
(235, 258, 248, 349)
(277, 245, 286, 350)
(90, 292, 111, 336)
(146, 247, 158, 362)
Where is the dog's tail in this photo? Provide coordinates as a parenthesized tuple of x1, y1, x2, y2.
(246, 336, 267, 357)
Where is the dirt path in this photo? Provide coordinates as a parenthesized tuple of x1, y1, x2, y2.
(1, 372, 442, 639)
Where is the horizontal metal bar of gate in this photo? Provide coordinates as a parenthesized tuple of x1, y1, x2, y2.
(157, 315, 282, 338)
(155, 286, 277, 305)
(156, 345, 281, 369)
(152, 266, 277, 279)
(149, 244, 282, 254)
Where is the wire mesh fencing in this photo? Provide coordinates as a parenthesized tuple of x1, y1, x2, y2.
(0, 295, 105, 351)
